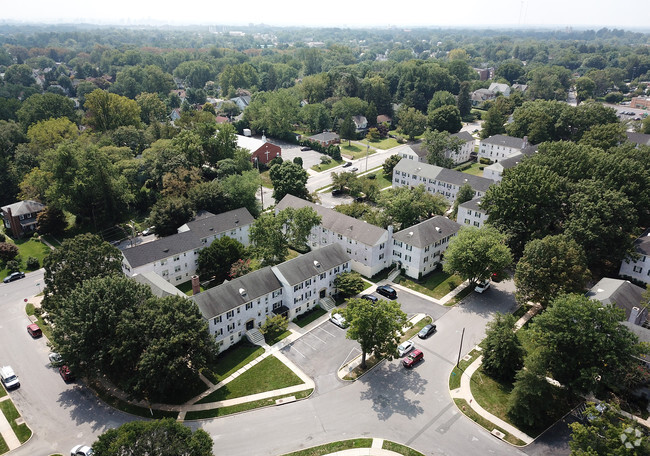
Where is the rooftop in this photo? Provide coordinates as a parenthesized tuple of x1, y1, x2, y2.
(458, 197, 485, 212)
(586, 277, 645, 320)
(177, 208, 254, 239)
(274, 244, 349, 286)
(395, 159, 493, 193)
(480, 134, 527, 149)
(1, 200, 45, 217)
(392, 216, 461, 249)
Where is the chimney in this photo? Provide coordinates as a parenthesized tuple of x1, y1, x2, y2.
(522, 136, 528, 148)
(191, 275, 200, 295)
(239, 287, 247, 297)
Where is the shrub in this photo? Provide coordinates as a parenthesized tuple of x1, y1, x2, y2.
(26, 256, 40, 270)
(293, 156, 303, 167)
(260, 314, 288, 341)
(0, 242, 19, 262)
(0, 232, 5, 242)
(320, 155, 332, 164)
(479, 157, 492, 165)
(6, 259, 21, 272)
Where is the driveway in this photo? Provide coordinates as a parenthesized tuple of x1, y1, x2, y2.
(266, 137, 325, 170)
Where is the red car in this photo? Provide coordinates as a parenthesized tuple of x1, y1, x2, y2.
(27, 323, 42, 338)
(59, 365, 75, 383)
(402, 349, 424, 368)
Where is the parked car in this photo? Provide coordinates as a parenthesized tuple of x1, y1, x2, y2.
(474, 280, 491, 293)
(330, 312, 349, 328)
(361, 294, 378, 303)
(141, 226, 155, 236)
(331, 188, 343, 196)
(70, 445, 94, 456)
(342, 161, 352, 167)
(418, 324, 436, 339)
(3, 271, 25, 283)
(300, 146, 311, 151)
(59, 365, 75, 383)
(27, 323, 42, 338)
(402, 349, 424, 368)
(397, 340, 414, 357)
(376, 285, 397, 299)
(49, 352, 64, 367)
(350, 167, 358, 172)
(0, 365, 20, 390)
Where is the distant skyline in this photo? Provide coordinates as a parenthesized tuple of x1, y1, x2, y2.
(2, 0, 649, 31)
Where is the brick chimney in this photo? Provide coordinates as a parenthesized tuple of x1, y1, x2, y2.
(191, 275, 200, 295)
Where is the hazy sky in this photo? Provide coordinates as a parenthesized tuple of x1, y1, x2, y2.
(2, 0, 648, 30)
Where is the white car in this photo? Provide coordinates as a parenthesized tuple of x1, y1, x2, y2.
(397, 340, 414, 357)
(71, 445, 94, 456)
(474, 281, 491, 293)
(330, 313, 348, 328)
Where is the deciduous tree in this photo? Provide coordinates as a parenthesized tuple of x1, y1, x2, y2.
(269, 161, 309, 202)
(197, 236, 247, 284)
(378, 185, 448, 230)
(149, 197, 194, 237)
(398, 107, 427, 140)
(481, 313, 523, 383)
(334, 272, 366, 297)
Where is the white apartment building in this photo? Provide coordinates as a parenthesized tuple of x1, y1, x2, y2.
(276, 195, 392, 277)
(619, 228, 650, 286)
(192, 244, 351, 351)
(121, 208, 254, 284)
(392, 159, 493, 203)
(457, 197, 488, 228)
(391, 216, 461, 279)
(478, 135, 528, 162)
(394, 132, 475, 165)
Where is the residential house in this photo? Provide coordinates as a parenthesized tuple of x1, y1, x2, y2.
(352, 115, 368, 133)
(395, 142, 427, 163)
(235, 134, 282, 165)
(474, 68, 494, 81)
(391, 216, 461, 279)
(586, 278, 647, 326)
(471, 88, 496, 106)
(170, 108, 181, 122)
(619, 228, 650, 285)
(377, 114, 392, 125)
(392, 159, 494, 203)
(133, 272, 188, 298)
(276, 195, 392, 277)
(193, 244, 351, 351)
(230, 95, 251, 111)
(121, 208, 254, 284)
(626, 131, 650, 147)
(1, 200, 46, 238)
(512, 84, 528, 94)
(457, 197, 488, 228)
(482, 144, 538, 181)
(478, 135, 529, 162)
(488, 82, 511, 97)
(309, 131, 340, 147)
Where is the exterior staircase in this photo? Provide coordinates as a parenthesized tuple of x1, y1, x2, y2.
(318, 296, 336, 313)
(246, 328, 266, 346)
(387, 266, 401, 282)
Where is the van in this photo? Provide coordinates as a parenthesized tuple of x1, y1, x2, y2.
(0, 366, 20, 390)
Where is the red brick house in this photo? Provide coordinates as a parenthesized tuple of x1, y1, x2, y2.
(1, 200, 46, 238)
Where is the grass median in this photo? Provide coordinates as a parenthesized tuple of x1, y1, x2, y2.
(0, 400, 32, 443)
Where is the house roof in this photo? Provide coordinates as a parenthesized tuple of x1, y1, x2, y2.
(480, 134, 526, 149)
(133, 272, 187, 298)
(451, 131, 475, 143)
(352, 115, 367, 126)
(459, 197, 485, 212)
(192, 267, 282, 319)
(632, 228, 650, 256)
(309, 131, 340, 142)
(393, 216, 461, 249)
(488, 83, 510, 93)
(394, 159, 493, 193)
(276, 195, 388, 246)
(586, 277, 645, 320)
(377, 115, 392, 124)
(274, 244, 349, 286)
(626, 131, 650, 147)
(236, 135, 268, 153)
(1, 200, 45, 217)
(409, 141, 427, 159)
(178, 208, 254, 239)
(122, 231, 200, 269)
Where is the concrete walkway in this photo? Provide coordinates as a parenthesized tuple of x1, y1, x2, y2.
(389, 279, 470, 306)
(0, 395, 21, 451)
(323, 438, 402, 455)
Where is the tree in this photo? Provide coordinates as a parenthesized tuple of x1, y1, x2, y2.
(514, 235, 591, 307)
(136, 92, 167, 124)
(4, 63, 34, 86)
(423, 129, 464, 168)
(496, 60, 525, 84)
(342, 298, 409, 369)
(443, 226, 513, 285)
(84, 89, 141, 132)
(26, 117, 78, 150)
(480, 106, 506, 139)
(42, 233, 122, 314)
(36, 205, 67, 237)
(334, 272, 365, 297)
(428, 91, 456, 112)
(382, 154, 402, 176)
(457, 81, 472, 117)
(378, 185, 448, 230)
(575, 76, 596, 103)
(249, 212, 288, 265)
(578, 123, 626, 151)
(569, 403, 650, 456)
(149, 197, 194, 237)
(93, 419, 214, 456)
(398, 107, 427, 140)
(527, 293, 640, 395)
(229, 259, 253, 279)
(481, 313, 523, 383)
(260, 314, 289, 342)
(281, 206, 321, 252)
(300, 103, 331, 133)
(269, 161, 309, 203)
(428, 105, 462, 133)
(0, 242, 19, 263)
(451, 183, 475, 219)
(17, 93, 76, 128)
(338, 116, 356, 146)
(243, 89, 299, 138)
(197, 236, 247, 284)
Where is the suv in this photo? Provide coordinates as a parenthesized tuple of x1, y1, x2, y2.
(402, 349, 423, 368)
(361, 294, 378, 303)
(27, 323, 42, 338)
(376, 285, 397, 299)
(474, 280, 490, 293)
(0, 366, 20, 390)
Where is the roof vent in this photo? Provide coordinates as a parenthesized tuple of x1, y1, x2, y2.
(239, 287, 247, 297)
(163, 248, 169, 252)
(348, 225, 353, 231)
(314, 260, 321, 268)
(209, 227, 214, 231)
(235, 219, 239, 225)
(407, 231, 413, 237)
(435, 226, 442, 233)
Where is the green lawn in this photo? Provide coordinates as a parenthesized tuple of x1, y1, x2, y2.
(446, 284, 474, 306)
(0, 434, 8, 454)
(367, 137, 401, 150)
(0, 399, 32, 443)
(89, 379, 179, 419)
(470, 366, 514, 423)
(176, 280, 205, 296)
(293, 307, 327, 328)
(402, 316, 432, 340)
(382, 441, 425, 456)
(0, 236, 51, 280)
(259, 170, 273, 189)
(399, 271, 463, 299)
(457, 162, 484, 177)
(281, 439, 373, 456)
(196, 355, 303, 403)
(363, 169, 393, 189)
(449, 347, 481, 390)
(205, 342, 265, 383)
(25, 303, 54, 341)
(265, 329, 291, 346)
(340, 143, 377, 160)
(311, 158, 344, 172)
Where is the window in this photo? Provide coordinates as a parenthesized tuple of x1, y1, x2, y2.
(174, 265, 181, 273)
(423, 256, 429, 263)
(226, 310, 234, 319)
(380, 243, 385, 249)
(175, 275, 182, 282)
(162, 270, 169, 277)
(465, 219, 470, 224)
(319, 273, 326, 280)
(216, 328, 223, 336)
(347, 248, 352, 254)
(379, 253, 384, 260)
(213, 316, 222, 324)
(160, 259, 167, 266)
(338, 234, 343, 240)
(467, 210, 472, 215)
(405, 255, 411, 262)
(173, 256, 180, 262)
(246, 303, 253, 310)
(474, 221, 480, 227)
(424, 246, 430, 252)
(406, 245, 412, 251)
(633, 266, 643, 273)
(273, 302, 282, 310)
(296, 306, 301, 313)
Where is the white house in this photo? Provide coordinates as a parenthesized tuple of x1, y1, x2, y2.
(121, 208, 254, 284)
(392, 159, 493, 203)
(586, 277, 648, 326)
(619, 228, 650, 286)
(192, 244, 351, 351)
(488, 82, 511, 97)
(478, 135, 528, 162)
(396, 132, 475, 165)
(457, 197, 488, 228)
(276, 195, 393, 277)
(352, 115, 368, 133)
(391, 216, 461, 279)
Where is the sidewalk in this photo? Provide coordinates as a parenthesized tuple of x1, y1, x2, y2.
(322, 438, 402, 455)
(449, 304, 542, 445)
(0, 396, 21, 451)
(389, 280, 470, 306)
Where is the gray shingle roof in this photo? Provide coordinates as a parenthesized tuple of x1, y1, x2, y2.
(451, 131, 475, 143)
(480, 134, 526, 149)
(436, 168, 493, 193)
(1, 200, 45, 217)
(122, 231, 200, 268)
(459, 197, 485, 212)
(632, 228, 650, 256)
(133, 272, 187, 298)
(192, 267, 282, 319)
(497, 153, 525, 170)
(393, 216, 461, 249)
(276, 195, 388, 246)
(274, 244, 349, 286)
(309, 132, 340, 142)
(586, 277, 645, 320)
(181, 208, 253, 240)
(626, 131, 650, 147)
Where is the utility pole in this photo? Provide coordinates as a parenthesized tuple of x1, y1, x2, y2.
(365, 140, 370, 171)
(255, 157, 264, 208)
(456, 327, 465, 368)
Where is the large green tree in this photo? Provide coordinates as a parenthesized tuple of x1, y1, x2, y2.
(281, 206, 322, 252)
(427, 105, 462, 134)
(269, 161, 309, 202)
(197, 236, 247, 284)
(423, 129, 464, 168)
(93, 419, 214, 456)
(149, 197, 195, 237)
(249, 211, 288, 265)
(84, 89, 141, 132)
(443, 226, 513, 285)
(334, 272, 366, 298)
(342, 297, 409, 369)
(514, 235, 590, 307)
(480, 105, 506, 139)
(17, 93, 77, 128)
(481, 313, 523, 383)
(397, 107, 427, 140)
(377, 185, 448, 230)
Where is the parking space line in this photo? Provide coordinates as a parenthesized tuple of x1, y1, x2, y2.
(290, 347, 306, 358)
(319, 327, 336, 337)
(310, 333, 327, 344)
(301, 340, 317, 350)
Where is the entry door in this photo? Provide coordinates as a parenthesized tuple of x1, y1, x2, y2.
(246, 320, 254, 330)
